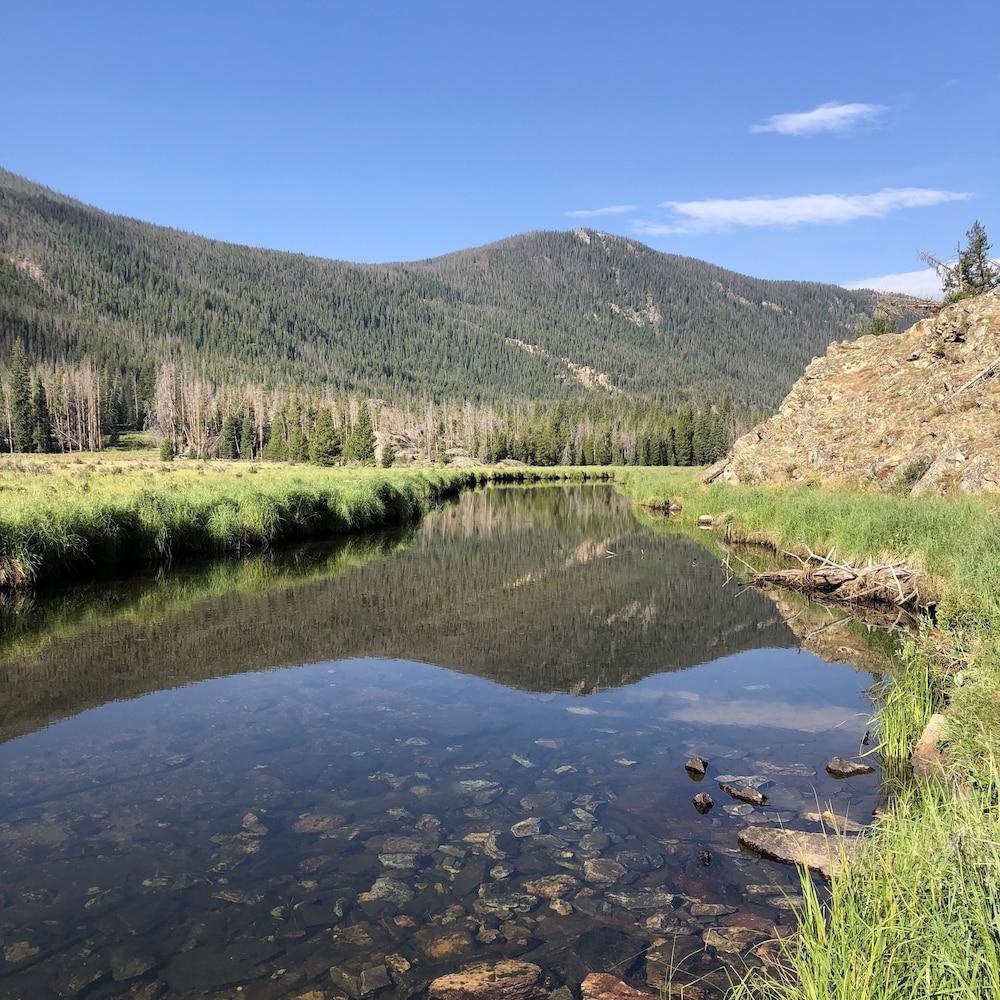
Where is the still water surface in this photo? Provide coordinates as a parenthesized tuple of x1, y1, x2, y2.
(0, 486, 884, 998)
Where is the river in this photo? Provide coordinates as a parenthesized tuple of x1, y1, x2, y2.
(0, 485, 887, 998)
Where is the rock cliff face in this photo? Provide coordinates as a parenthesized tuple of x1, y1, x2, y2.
(706, 290, 1000, 494)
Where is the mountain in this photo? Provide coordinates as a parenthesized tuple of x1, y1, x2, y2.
(0, 168, 912, 409)
(706, 290, 1000, 494)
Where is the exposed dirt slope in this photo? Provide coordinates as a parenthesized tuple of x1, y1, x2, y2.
(706, 291, 1000, 494)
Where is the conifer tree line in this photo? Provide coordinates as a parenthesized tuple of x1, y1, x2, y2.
(0, 345, 738, 467)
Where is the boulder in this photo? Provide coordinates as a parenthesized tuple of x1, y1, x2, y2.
(704, 291, 1000, 497)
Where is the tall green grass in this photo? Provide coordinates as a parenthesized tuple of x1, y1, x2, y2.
(0, 463, 609, 590)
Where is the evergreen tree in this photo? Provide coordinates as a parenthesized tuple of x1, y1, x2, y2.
(30, 377, 53, 452)
(220, 414, 239, 459)
(674, 405, 694, 465)
(308, 408, 340, 466)
(346, 403, 376, 465)
(159, 437, 175, 461)
(380, 439, 396, 467)
(286, 401, 309, 462)
(957, 222, 999, 297)
(692, 411, 710, 465)
(239, 417, 254, 459)
(8, 340, 32, 452)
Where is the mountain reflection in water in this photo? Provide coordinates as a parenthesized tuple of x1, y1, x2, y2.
(0, 486, 884, 998)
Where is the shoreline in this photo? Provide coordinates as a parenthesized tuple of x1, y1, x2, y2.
(613, 467, 1000, 998)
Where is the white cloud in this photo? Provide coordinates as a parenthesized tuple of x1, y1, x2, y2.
(631, 219, 679, 237)
(641, 187, 969, 234)
(751, 101, 887, 135)
(565, 204, 638, 218)
(843, 267, 946, 300)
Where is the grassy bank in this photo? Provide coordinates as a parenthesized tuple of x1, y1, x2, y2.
(616, 467, 1000, 999)
(0, 454, 609, 590)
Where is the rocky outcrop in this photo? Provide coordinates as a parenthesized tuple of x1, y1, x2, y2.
(706, 291, 1000, 494)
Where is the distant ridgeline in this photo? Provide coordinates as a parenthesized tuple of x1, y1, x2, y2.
(0, 167, 921, 463)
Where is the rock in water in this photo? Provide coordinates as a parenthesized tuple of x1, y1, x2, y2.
(360, 965, 392, 995)
(511, 817, 548, 838)
(719, 782, 767, 806)
(738, 826, 862, 879)
(428, 960, 547, 1000)
(692, 792, 714, 814)
(825, 757, 874, 779)
(583, 858, 626, 884)
(581, 973, 657, 998)
(684, 756, 708, 778)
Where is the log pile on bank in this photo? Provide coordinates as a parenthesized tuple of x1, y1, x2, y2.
(751, 547, 933, 612)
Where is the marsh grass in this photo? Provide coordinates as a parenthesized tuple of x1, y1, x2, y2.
(732, 776, 1000, 1000)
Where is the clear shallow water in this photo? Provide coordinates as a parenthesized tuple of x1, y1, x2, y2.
(0, 486, 885, 998)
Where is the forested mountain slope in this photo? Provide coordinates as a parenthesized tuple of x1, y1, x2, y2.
(0, 168, 905, 408)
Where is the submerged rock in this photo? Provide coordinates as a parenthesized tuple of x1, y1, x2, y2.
(690, 902, 738, 917)
(581, 973, 656, 998)
(703, 925, 769, 953)
(358, 876, 414, 905)
(360, 964, 392, 995)
(738, 826, 862, 879)
(414, 929, 476, 961)
(523, 874, 580, 899)
(428, 960, 547, 1000)
(511, 817, 548, 838)
(583, 858, 626, 884)
(825, 757, 874, 779)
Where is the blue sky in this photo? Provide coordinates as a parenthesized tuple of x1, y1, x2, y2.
(3, 1, 997, 294)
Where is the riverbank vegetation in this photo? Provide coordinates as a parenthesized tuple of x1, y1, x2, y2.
(616, 467, 1000, 999)
(0, 455, 612, 590)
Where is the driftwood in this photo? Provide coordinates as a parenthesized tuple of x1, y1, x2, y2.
(751, 546, 931, 611)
